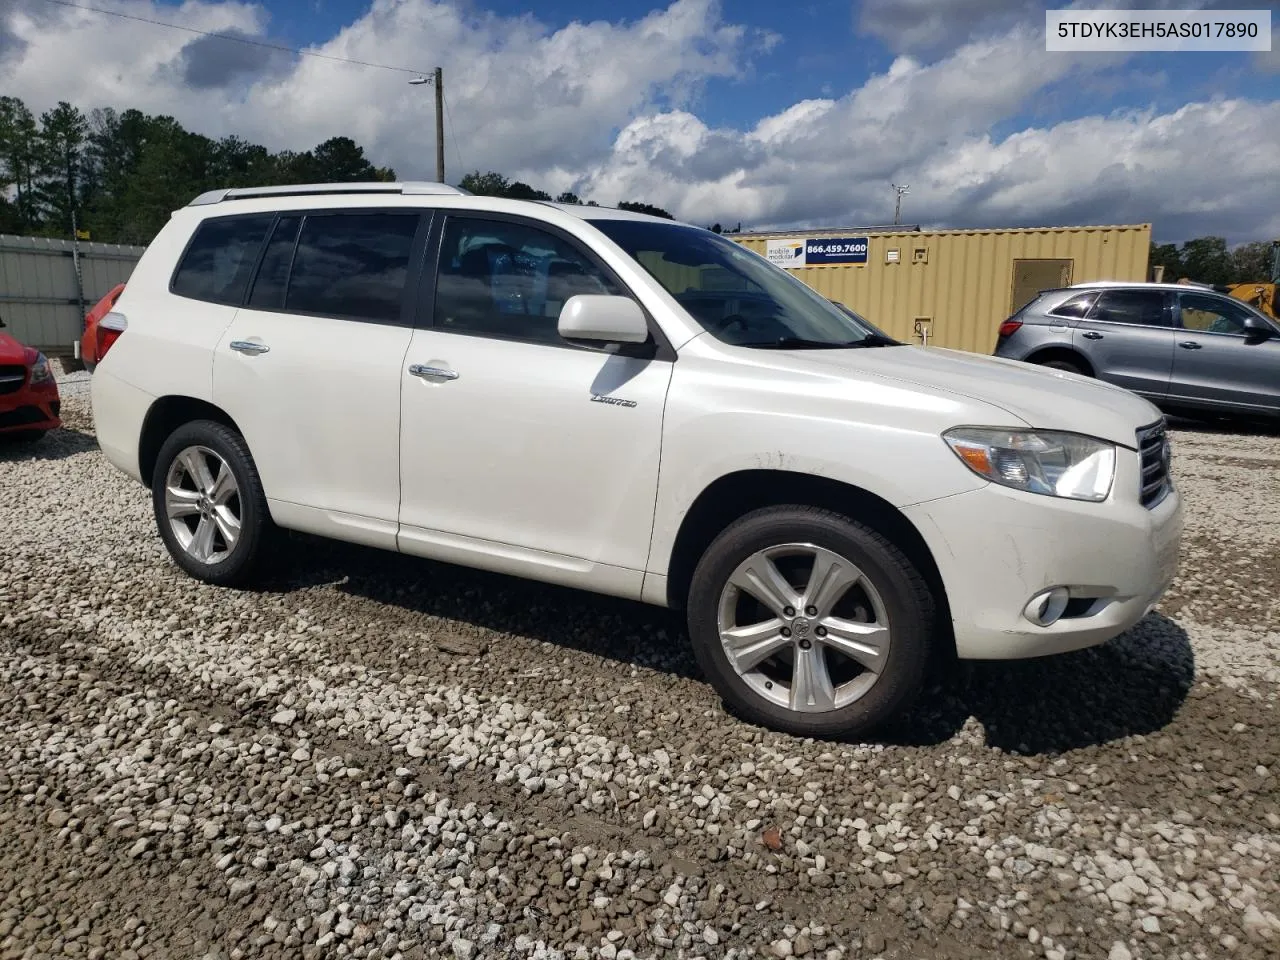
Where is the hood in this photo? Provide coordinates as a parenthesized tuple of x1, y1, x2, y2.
(755, 344, 1161, 449)
(0, 331, 30, 366)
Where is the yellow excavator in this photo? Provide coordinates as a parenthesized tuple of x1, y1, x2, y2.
(1220, 240, 1279, 319)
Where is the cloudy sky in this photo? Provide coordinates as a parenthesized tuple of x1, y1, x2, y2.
(2, 0, 1278, 242)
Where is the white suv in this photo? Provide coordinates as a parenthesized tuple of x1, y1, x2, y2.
(91, 182, 1183, 738)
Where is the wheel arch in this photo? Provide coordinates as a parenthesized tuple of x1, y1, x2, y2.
(662, 469, 954, 656)
(1024, 346, 1094, 376)
(138, 395, 244, 490)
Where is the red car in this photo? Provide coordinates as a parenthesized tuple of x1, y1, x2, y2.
(0, 315, 61, 443)
(81, 282, 126, 372)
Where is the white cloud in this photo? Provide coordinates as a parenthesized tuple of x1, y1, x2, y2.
(0, 0, 758, 180)
(0, 0, 1277, 241)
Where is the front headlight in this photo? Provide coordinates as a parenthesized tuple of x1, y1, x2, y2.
(943, 427, 1116, 502)
(29, 352, 53, 384)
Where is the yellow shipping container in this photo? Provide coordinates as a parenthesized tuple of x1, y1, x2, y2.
(733, 224, 1151, 354)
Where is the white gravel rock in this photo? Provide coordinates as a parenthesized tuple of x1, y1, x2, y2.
(1, 379, 1277, 960)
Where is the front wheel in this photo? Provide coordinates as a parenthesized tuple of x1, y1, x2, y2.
(151, 420, 271, 587)
(686, 506, 935, 739)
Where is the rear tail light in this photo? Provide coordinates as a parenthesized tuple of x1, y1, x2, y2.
(998, 319, 1022, 338)
(97, 311, 127, 361)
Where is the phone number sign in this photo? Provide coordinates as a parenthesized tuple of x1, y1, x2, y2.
(804, 237, 869, 265)
(766, 237, 869, 267)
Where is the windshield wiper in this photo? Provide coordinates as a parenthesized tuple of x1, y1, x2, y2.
(849, 333, 899, 347)
(736, 334, 898, 349)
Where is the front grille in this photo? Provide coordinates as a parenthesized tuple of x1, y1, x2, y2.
(1137, 420, 1172, 509)
(0, 365, 26, 395)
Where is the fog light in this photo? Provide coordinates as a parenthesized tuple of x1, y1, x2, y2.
(1024, 587, 1070, 627)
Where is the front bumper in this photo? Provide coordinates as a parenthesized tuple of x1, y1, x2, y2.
(0, 381, 61, 433)
(903, 457, 1182, 660)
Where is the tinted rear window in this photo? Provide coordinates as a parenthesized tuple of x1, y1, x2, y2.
(285, 213, 420, 322)
(247, 216, 302, 311)
(171, 215, 274, 305)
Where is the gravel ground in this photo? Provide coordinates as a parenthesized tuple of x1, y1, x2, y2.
(1, 372, 1277, 960)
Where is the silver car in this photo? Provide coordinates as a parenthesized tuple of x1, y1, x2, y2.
(993, 282, 1280, 418)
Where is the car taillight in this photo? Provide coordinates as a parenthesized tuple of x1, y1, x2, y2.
(97, 311, 127, 361)
(998, 320, 1022, 338)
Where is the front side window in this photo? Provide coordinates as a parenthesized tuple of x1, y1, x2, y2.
(434, 217, 621, 344)
(171, 214, 274, 305)
(285, 212, 420, 323)
(1085, 290, 1168, 327)
(587, 219, 894, 348)
(1177, 293, 1251, 335)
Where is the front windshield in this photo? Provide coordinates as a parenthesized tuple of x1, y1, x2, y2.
(587, 218, 897, 348)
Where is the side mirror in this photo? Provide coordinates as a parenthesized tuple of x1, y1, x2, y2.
(558, 295, 650, 345)
(1244, 315, 1276, 340)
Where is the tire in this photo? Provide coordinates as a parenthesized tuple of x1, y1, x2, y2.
(686, 505, 935, 739)
(150, 419, 271, 587)
(1040, 357, 1086, 376)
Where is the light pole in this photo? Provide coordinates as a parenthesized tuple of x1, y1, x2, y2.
(892, 183, 909, 226)
(409, 67, 445, 183)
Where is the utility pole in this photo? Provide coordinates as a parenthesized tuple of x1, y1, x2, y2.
(409, 68, 446, 183)
(434, 66, 445, 184)
(892, 183, 909, 226)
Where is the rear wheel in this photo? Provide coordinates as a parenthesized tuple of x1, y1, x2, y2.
(686, 506, 935, 739)
(151, 420, 271, 587)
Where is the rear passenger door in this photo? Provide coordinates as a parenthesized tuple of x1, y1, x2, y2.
(1169, 292, 1280, 413)
(1073, 289, 1175, 399)
(213, 209, 429, 548)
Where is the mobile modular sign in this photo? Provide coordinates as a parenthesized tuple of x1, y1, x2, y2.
(766, 237, 869, 268)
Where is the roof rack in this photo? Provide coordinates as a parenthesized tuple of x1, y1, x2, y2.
(187, 181, 472, 206)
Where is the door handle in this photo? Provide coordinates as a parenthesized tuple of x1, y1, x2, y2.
(409, 363, 459, 381)
(1081, 331, 1103, 340)
(1178, 341, 1202, 350)
(230, 340, 270, 355)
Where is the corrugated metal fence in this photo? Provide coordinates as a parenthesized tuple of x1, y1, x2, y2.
(0, 234, 145, 355)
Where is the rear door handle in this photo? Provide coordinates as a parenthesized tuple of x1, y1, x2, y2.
(230, 340, 270, 355)
(1081, 331, 1103, 340)
(409, 363, 459, 381)
(1178, 341, 1202, 350)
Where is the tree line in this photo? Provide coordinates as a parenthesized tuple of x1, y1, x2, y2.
(0, 95, 395, 246)
(1149, 237, 1276, 285)
(2, 94, 1272, 265)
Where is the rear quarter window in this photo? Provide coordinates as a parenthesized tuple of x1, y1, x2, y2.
(170, 215, 275, 305)
(1047, 292, 1099, 319)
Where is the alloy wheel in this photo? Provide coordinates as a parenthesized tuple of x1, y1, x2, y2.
(716, 542, 891, 713)
(164, 445, 241, 564)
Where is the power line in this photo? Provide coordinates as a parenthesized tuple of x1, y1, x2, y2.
(35, 0, 434, 77)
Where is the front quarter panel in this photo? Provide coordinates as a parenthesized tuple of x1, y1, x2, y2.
(646, 347, 1021, 576)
